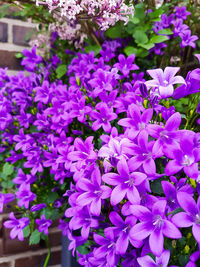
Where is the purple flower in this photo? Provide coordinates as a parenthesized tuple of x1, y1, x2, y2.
(91, 103, 117, 133)
(70, 96, 92, 123)
(161, 181, 179, 212)
(65, 206, 99, 239)
(0, 193, 15, 213)
(113, 54, 139, 77)
(36, 214, 52, 235)
(13, 168, 36, 185)
(93, 230, 120, 266)
(165, 137, 200, 179)
(172, 192, 200, 243)
(4, 212, 30, 241)
(180, 30, 198, 48)
(139, 83, 148, 98)
(106, 212, 142, 254)
(100, 48, 115, 62)
(197, 102, 200, 114)
(128, 131, 156, 175)
(195, 54, 200, 63)
(148, 112, 182, 157)
(145, 67, 185, 98)
(186, 251, 200, 267)
(173, 69, 200, 99)
(21, 46, 42, 72)
(149, 43, 167, 56)
(30, 203, 46, 212)
(137, 250, 170, 267)
(172, 19, 189, 37)
(76, 167, 111, 216)
(130, 200, 181, 256)
(175, 6, 191, 20)
(118, 104, 153, 140)
(68, 136, 97, 169)
(102, 158, 147, 205)
(34, 80, 51, 104)
(58, 219, 69, 236)
(88, 69, 119, 97)
(161, 106, 175, 121)
(16, 183, 36, 209)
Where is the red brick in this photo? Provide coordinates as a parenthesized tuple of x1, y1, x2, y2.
(0, 238, 4, 256)
(14, 250, 61, 267)
(13, 25, 34, 46)
(0, 263, 10, 267)
(0, 22, 8, 42)
(0, 50, 23, 70)
(49, 231, 62, 247)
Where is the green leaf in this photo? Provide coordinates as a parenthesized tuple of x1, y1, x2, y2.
(158, 28, 173, 35)
(15, 52, 23, 59)
(124, 46, 138, 56)
(124, 46, 148, 58)
(148, 8, 164, 19)
(2, 163, 14, 176)
(46, 192, 59, 204)
(105, 23, 123, 38)
(29, 230, 40, 245)
(56, 65, 67, 79)
(7, 180, 14, 188)
(131, 17, 140, 24)
(134, 3, 146, 20)
(139, 43, 155, 50)
(133, 30, 148, 44)
(150, 35, 169, 44)
(84, 45, 101, 56)
(125, 22, 135, 34)
(23, 225, 30, 238)
(150, 178, 163, 195)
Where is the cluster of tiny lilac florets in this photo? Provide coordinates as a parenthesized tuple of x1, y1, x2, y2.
(0, 30, 200, 266)
(35, 0, 134, 30)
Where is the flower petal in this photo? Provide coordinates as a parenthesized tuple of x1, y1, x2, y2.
(149, 229, 164, 256)
(162, 220, 182, 239)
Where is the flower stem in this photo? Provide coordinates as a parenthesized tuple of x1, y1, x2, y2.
(43, 237, 51, 267)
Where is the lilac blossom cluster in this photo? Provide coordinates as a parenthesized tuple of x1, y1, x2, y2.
(35, 0, 134, 30)
(0, 40, 200, 266)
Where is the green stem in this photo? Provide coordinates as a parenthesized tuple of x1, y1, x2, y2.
(43, 237, 51, 267)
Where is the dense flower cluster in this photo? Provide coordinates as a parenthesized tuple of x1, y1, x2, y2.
(0, 31, 200, 266)
(153, 6, 198, 49)
(35, 0, 134, 30)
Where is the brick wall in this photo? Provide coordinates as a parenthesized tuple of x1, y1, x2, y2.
(0, 211, 62, 267)
(0, 9, 62, 267)
(0, 15, 36, 75)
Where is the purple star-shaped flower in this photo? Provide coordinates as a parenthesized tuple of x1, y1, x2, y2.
(172, 192, 200, 243)
(0, 193, 15, 213)
(175, 6, 191, 20)
(128, 131, 156, 175)
(16, 183, 36, 209)
(102, 158, 147, 205)
(137, 250, 170, 267)
(180, 30, 198, 48)
(36, 214, 52, 235)
(4, 212, 30, 241)
(76, 167, 111, 216)
(130, 200, 181, 256)
(118, 104, 153, 140)
(91, 103, 117, 133)
(113, 54, 139, 77)
(106, 211, 142, 254)
(145, 67, 186, 98)
(165, 136, 200, 179)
